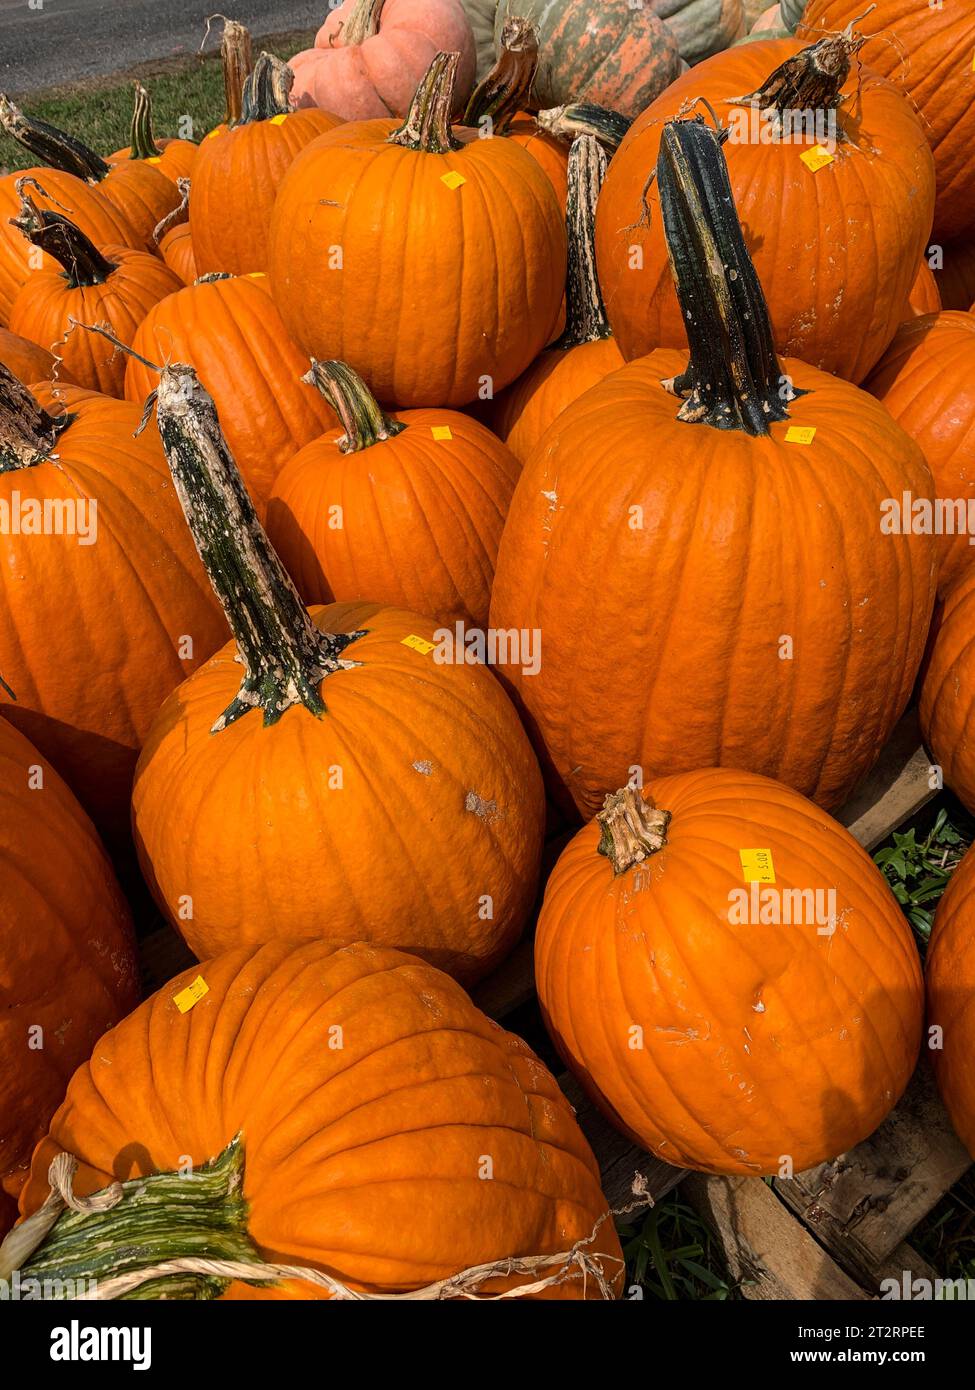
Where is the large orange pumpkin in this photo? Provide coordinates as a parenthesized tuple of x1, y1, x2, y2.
(595, 33, 936, 384)
(864, 311, 975, 595)
(0, 325, 73, 387)
(268, 51, 566, 408)
(491, 116, 937, 819)
(800, 1, 975, 242)
(266, 359, 519, 627)
(927, 845, 975, 1159)
(919, 566, 975, 817)
(133, 364, 544, 984)
(107, 81, 198, 184)
(0, 715, 137, 1228)
(15, 939, 622, 1299)
(0, 367, 225, 846)
(535, 770, 923, 1174)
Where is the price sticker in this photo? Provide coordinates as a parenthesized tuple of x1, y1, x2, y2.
(173, 975, 209, 1013)
(740, 849, 776, 884)
(800, 145, 835, 173)
(430, 425, 453, 441)
(402, 634, 435, 654)
(270, 114, 288, 126)
(785, 425, 817, 445)
(441, 171, 466, 190)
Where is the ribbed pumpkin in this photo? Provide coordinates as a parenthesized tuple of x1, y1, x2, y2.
(290, 0, 477, 119)
(800, 1, 975, 242)
(190, 54, 342, 278)
(491, 116, 937, 819)
(920, 566, 975, 817)
(132, 364, 544, 984)
(904, 261, 941, 321)
(595, 33, 936, 384)
(14, 939, 622, 1299)
(649, 0, 746, 63)
(267, 360, 518, 627)
(158, 223, 197, 285)
(125, 274, 335, 515)
(927, 845, 975, 1159)
(0, 716, 137, 1230)
(269, 52, 565, 409)
(0, 367, 225, 845)
(107, 82, 198, 184)
(493, 0, 681, 117)
(535, 770, 923, 1174)
(864, 312, 975, 595)
(491, 135, 623, 463)
(8, 186, 181, 397)
(0, 326, 72, 387)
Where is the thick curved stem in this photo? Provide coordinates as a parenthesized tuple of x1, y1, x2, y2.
(0, 362, 72, 473)
(536, 103, 631, 155)
(128, 82, 161, 160)
(554, 137, 611, 350)
(597, 788, 671, 875)
(463, 16, 538, 132)
(0, 93, 109, 181)
(389, 51, 461, 153)
(12, 181, 118, 287)
(340, 0, 387, 46)
(303, 360, 405, 452)
(239, 52, 294, 124)
(728, 17, 873, 132)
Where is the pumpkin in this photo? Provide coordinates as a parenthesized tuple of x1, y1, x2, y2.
(108, 81, 198, 184)
(0, 325, 73, 387)
(267, 359, 519, 627)
(595, 33, 936, 384)
(920, 566, 975, 817)
(934, 239, 975, 312)
(0, 716, 137, 1229)
(125, 274, 335, 515)
(904, 260, 941, 321)
(490, 116, 937, 819)
(190, 54, 342, 278)
(132, 363, 545, 984)
(290, 0, 477, 120)
(157, 223, 197, 285)
(493, 0, 681, 118)
(8, 184, 181, 397)
(800, 1, 975, 242)
(269, 52, 566, 409)
(535, 771, 923, 1174)
(0, 366, 226, 847)
(864, 312, 975, 596)
(14, 938, 622, 1299)
(927, 845, 975, 1160)
(461, 0, 500, 76)
(491, 135, 623, 463)
(648, 0, 746, 63)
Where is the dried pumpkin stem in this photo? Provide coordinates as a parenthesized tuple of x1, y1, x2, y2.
(154, 363, 365, 731)
(0, 362, 72, 473)
(536, 103, 632, 155)
(0, 93, 110, 182)
(128, 82, 161, 160)
(11, 183, 118, 288)
(728, 24, 871, 130)
(303, 360, 405, 452)
(554, 136, 611, 350)
(657, 117, 803, 434)
(597, 787, 671, 875)
(389, 51, 462, 154)
(463, 15, 539, 130)
(153, 176, 191, 244)
(203, 15, 254, 125)
(341, 0, 387, 45)
(239, 52, 293, 125)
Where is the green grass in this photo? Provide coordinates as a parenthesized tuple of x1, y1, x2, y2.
(618, 1196, 738, 1300)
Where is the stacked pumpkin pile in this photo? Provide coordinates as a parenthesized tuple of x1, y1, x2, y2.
(0, 0, 973, 1301)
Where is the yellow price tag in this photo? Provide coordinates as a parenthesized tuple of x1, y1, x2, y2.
(247, 272, 267, 279)
(173, 975, 209, 1013)
(800, 145, 835, 173)
(270, 114, 288, 126)
(440, 170, 466, 190)
(785, 425, 817, 445)
(402, 634, 435, 654)
(147, 156, 162, 164)
(206, 128, 221, 140)
(740, 849, 775, 884)
(430, 425, 453, 441)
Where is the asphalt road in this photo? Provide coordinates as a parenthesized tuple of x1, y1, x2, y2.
(0, 0, 328, 92)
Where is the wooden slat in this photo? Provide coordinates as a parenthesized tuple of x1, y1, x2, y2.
(836, 712, 936, 851)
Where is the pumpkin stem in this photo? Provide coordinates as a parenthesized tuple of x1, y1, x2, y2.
(389, 51, 462, 154)
(303, 360, 406, 452)
(657, 117, 803, 434)
(728, 24, 871, 132)
(536, 103, 632, 155)
(128, 81, 162, 160)
(153, 176, 191, 244)
(463, 15, 539, 131)
(239, 52, 294, 125)
(0, 362, 73, 473)
(341, 0, 387, 45)
(154, 363, 365, 731)
(554, 137, 611, 350)
(11, 179, 119, 288)
(201, 15, 254, 125)
(0, 93, 110, 182)
(596, 787, 671, 876)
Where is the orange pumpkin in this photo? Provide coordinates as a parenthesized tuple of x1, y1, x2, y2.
(935, 239, 975, 312)
(268, 52, 566, 409)
(157, 222, 197, 285)
(920, 566, 975, 817)
(0, 325, 73, 387)
(0, 715, 137, 1230)
(16, 939, 622, 1299)
(865, 312, 975, 595)
(927, 845, 975, 1159)
(108, 82, 198, 184)
(904, 261, 941, 320)
(595, 33, 936, 384)
(267, 359, 519, 627)
(491, 116, 937, 819)
(535, 771, 923, 1174)
(190, 53, 342, 277)
(133, 364, 545, 984)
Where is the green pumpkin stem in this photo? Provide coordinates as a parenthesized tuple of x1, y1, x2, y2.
(303, 360, 406, 452)
(554, 137, 612, 350)
(536, 103, 632, 154)
(239, 52, 293, 125)
(0, 93, 110, 182)
(153, 363, 365, 731)
(658, 117, 803, 434)
(0, 362, 72, 474)
(463, 15, 539, 131)
(597, 788, 671, 876)
(341, 0, 387, 45)
(389, 51, 461, 154)
(11, 180, 118, 288)
(128, 82, 162, 160)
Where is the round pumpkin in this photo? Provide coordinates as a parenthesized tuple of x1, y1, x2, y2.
(0, 716, 137, 1230)
(864, 312, 975, 595)
(649, 0, 746, 63)
(800, 1, 975, 242)
(124, 274, 335, 515)
(108, 81, 198, 184)
(903, 260, 941, 321)
(16, 938, 622, 1299)
(158, 222, 197, 285)
(491, 116, 937, 819)
(920, 566, 975, 817)
(269, 51, 566, 409)
(595, 35, 936, 384)
(0, 368, 226, 846)
(267, 359, 519, 627)
(927, 845, 975, 1160)
(190, 54, 342, 277)
(535, 770, 923, 1174)
(0, 325, 73, 387)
